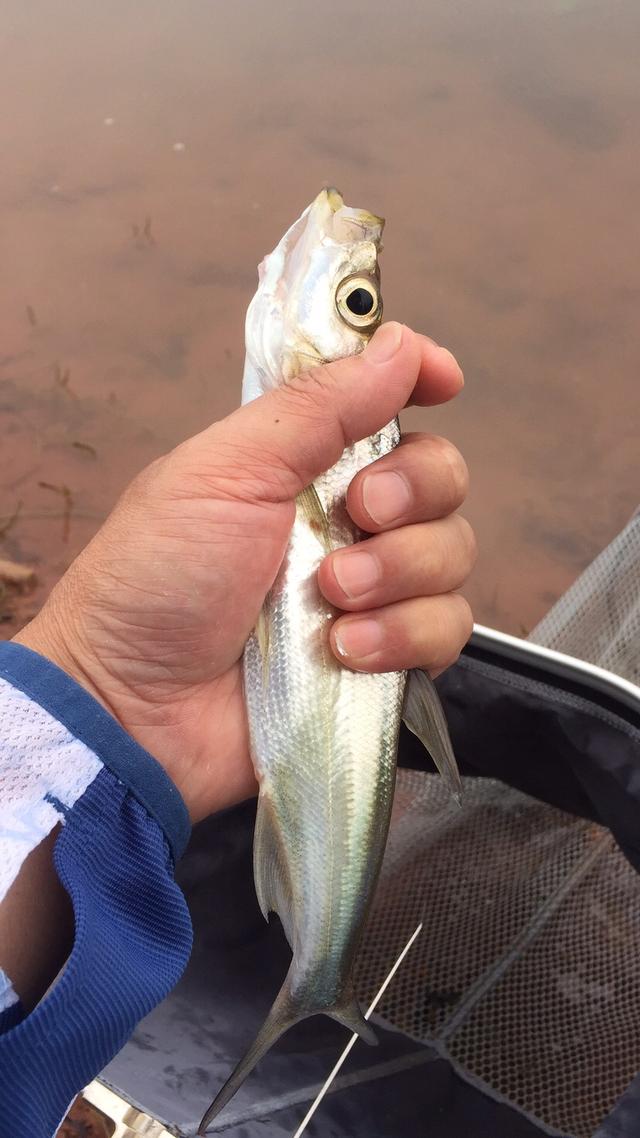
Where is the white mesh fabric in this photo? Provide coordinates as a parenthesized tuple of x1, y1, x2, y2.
(0, 676, 102, 905)
(530, 512, 640, 683)
(0, 969, 18, 1014)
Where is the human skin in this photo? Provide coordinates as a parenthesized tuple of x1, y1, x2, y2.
(3, 322, 475, 1005)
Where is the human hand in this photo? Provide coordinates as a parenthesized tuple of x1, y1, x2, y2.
(15, 323, 475, 822)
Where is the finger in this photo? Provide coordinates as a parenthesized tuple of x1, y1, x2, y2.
(319, 515, 477, 611)
(346, 432, 469, 532)
(410, 337, 464, 408)
(330, 593, 474, 676)
(176, 324, 463, 505)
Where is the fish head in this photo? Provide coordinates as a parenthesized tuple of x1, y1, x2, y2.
(243, 188, 385, 399)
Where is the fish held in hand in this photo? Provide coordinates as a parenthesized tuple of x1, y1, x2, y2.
(198, 189, 460, 1133)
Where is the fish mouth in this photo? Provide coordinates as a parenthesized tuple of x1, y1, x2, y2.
(312, 187, 385, 244)
(325, 185, 345, 212)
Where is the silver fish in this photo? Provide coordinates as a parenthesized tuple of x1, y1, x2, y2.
(198, 189, 460, 1133)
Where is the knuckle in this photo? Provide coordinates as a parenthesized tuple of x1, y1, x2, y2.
(429, 435, 469, 508)
(124, 455, 165, 501)
(150, 442, 209, 492)
(271, 366, 348, 456)
(432, 594, 473, 670)
(419, 515, 477, 589)
(454, 515, 478, 571)
(159, 434, 295, 504)
(452, 593, 474, 644)
(422, 526, 449, 583)
(443, 448, 469, 508)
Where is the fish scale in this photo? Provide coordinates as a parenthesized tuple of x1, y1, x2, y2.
(198, 190, 460, 1134)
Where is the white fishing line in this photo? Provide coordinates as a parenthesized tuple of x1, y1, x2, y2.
(291, 921, 424, 1137)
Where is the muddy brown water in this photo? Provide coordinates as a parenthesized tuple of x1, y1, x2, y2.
(1, 0, 638, 641)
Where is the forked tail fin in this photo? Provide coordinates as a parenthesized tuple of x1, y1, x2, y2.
(330, 988, 377, 1046)
(197, 980, 375, 1134)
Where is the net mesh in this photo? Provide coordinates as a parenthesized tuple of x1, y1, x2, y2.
(530, 513, 640, 685)
(446, 835, 640, 1135)
(355, 517, 640, 1138)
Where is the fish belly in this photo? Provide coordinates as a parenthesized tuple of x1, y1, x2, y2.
(244, 424, 404, 995)
(197, 426, 403, 1133)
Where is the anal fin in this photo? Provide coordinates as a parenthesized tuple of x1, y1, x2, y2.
(403, 668, 462, 802)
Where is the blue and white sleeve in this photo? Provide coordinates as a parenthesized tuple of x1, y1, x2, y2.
(0, 641, 193, 1138)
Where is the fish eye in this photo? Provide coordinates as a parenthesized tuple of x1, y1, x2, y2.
(346, 287, 374, 316)
(335, 274, 382, 331)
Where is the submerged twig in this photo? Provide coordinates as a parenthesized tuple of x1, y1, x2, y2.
(53, 361, 77, 399)
(0, 558, 36, 586)
(143, 215, 155, 244)
(72, 441, 97, 459)
(132, 215, 155, 249)
(38, 481, 74, 542)
(0, 500, 22, 539)
(0, 509, 102, 526)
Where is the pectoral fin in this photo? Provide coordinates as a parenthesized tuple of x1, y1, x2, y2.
(253, 793, 294, 946)
(296, 484, 332, 552)
(403, 668, 462, 802)
(254, 601, 271, 683)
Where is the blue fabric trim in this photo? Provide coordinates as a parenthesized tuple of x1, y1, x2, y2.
(0, 641, 190, 861)
(0, 1001, 23, 1033)
(43, 791, 69, 816)
(0, 769, 193, 1138)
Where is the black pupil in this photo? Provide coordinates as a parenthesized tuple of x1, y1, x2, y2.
(346, 287, 375, 316)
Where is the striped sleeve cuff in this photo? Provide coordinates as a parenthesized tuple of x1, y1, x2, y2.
(0, 640, 194, 1138)
(0, 640, 190, 865)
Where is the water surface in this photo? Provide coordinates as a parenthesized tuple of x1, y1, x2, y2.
(1, 0, 638, 637)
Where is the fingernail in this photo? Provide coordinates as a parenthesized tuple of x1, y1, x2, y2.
(334, 618, 383, 660)
(365, 322, 403, 363)
(362, 470, 411, 525)
(332, 550, 380, 598)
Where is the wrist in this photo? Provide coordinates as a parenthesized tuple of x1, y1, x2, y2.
(12, 606, 201, 821)
(14, 612, 111, 717)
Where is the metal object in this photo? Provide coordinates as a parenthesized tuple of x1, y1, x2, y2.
(292, 921, 424, 1137)
(82, 1080, 176, 1137)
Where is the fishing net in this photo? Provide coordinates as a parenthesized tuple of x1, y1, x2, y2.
(355, 513, 640, 1138)
(529, 513, 640, 685)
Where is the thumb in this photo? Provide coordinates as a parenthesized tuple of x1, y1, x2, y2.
(188, 323, 424, 504)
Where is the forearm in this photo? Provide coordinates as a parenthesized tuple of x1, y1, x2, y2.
(0, 641, 193, 1137)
